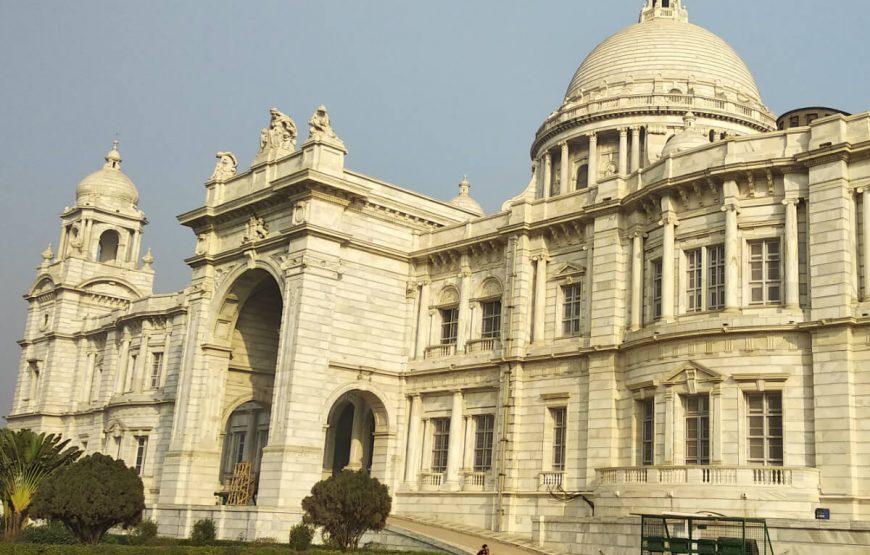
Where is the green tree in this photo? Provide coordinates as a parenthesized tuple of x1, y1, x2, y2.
(30, 453, 144, 544)
(301, 470, 391, 551)
(0, 428, 81, 542)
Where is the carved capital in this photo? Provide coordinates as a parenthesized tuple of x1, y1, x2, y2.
(781, 198, 800, 206)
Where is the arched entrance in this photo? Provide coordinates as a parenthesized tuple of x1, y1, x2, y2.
(323, 390, 387, 479)
(214, 269, 283, 497)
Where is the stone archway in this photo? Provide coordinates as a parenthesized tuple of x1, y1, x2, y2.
(323, 390, 388, 480)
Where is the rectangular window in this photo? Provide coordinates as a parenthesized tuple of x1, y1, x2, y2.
(749, 239, 781, 305)
(431, 418, 450, 473)
(652, 259, 663, 320)
(684, 396, 710, 465)
(641, 399, 654, 466)
(805, 113, 818, 124)
(551, 407, 567, 471)
(747, 392, 783, 465)
(440, 307, 459, 345)
(686, 249, 703, 313)
(473, 414, 495, 471)
(149, 352, 163, 389)
(562, 284, 582, 336)
(134, 436, 148, 475)
(481, 300, 502, 339)
(789, 115, 800, 127)
(708, 245, 726, 310)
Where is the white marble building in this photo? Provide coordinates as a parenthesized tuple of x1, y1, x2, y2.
(8, 1, 870, 553)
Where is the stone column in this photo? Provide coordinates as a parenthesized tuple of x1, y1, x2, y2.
(82, 348, 95, 403)
(660, 195, 677, 322)
(137, 331, 151, 392)
(722, 180, 741, 312)
(618, 128, 628, 176)
(587, 133, 598, 188)
(710, 386, 722, 465)
(457, 257, 472, 351)
(404, 395, 423, 488)
(115, 334, 131, 394)
(533, 255, 548, 343)
(543, 152, 552, 199)
(347, 399, 367, 470)
(445, 390, 464, 489)
(783, 198, 801, 309)
(631, 231, 644, 331)
(862, 188, 870, 302)
(560, 142, 570, 194)
(630, 126, 641, 172)
(131, 230, 142, 264)
(663, 390, 674, 465)
(415, 280, 430, 359)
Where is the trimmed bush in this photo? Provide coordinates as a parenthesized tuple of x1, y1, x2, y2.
(17, 522, 77, 544)
(288, 522, 314, 551)
(30, 453, 145, 545)
(302, 470, 391, 551)
(189, 519, 215, 544)
(129, 520, 159, 545)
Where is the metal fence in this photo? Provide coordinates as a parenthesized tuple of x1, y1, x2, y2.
(640, 514, 774, 555)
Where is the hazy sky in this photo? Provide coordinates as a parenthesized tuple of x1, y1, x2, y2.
(1, 0, 867, 421)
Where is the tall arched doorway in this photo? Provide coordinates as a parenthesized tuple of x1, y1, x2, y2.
(323, 390, 388, 479)
(214, 269, 283, 499)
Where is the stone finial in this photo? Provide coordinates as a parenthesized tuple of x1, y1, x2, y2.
(258, 107, 297, 154)
(308, 105, 339, 142)
(142, 248, 154, 270)
(104, 140, 122, 170)
(210, 151, 237, 182)
(683, 111, 697, 129)
(40, 244, 53, 267)
(458, 175, 471, 196)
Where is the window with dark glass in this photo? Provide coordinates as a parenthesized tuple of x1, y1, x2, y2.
(149, 352, 163, 389)
(749, 239, 781, 305)
(641, 399, 654, 465)
(747, 392, 783, 465)
(431, 418, 450, 472)
(134, 436, 148, 475)
(473, 414, 495, 471)
(562, 284, 582, 336)
(551, 407, 567, 471)
(686, 249, 703, 313)
(708, 245, 725, 310)
(440, 307, 459, 345)
(652, 259, 663, 320)
(685, 396, 710, 465)
(481, 300, 502, 339)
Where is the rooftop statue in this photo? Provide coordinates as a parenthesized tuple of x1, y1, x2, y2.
(308, 105, 337, 141)
(210, 151, 237, 182)
(259, 107, 297, 154)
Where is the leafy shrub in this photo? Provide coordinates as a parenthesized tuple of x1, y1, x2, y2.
(30, 453, 145, 544)
(301, 470, 391, 551)
(288, 522, 314, 551)
(129, 519, 159, 545)
(189, 519, 216, 544)
(17, 521, 77, 544)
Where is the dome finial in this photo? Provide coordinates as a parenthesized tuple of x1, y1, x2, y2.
(640, 0, 688, 23)
(459, 175, 470, 195)
(104, 139, 122, 170)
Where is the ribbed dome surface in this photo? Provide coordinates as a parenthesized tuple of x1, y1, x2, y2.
(75, 144, 140, 211)
(565, 18, 761, 102)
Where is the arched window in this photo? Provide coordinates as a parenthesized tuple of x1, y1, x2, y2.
(576, 164, 589, 189)
(97, 230, 120, 262)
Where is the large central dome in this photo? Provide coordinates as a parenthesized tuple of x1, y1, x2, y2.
(565, 17, 762, 104)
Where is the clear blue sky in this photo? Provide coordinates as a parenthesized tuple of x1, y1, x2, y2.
(1, 0, 867, 421)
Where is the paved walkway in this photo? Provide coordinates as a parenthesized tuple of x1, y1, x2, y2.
(388, 515, 562, 555)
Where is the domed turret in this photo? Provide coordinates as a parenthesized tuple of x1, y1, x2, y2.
(661, 112, 710, 156)
(75, 141, 140, 213)
(449, 176, 484, 217)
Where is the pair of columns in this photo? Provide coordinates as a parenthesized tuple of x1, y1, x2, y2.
(540, 127, 642, 198)
(404, 391, 465, 489)
(628, 185, 804, 329)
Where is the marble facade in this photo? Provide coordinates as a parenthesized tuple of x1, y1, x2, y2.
(8, 1, 870, 553)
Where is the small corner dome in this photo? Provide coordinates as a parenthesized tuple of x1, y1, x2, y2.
(662, 112, 710, 156)
(449, 176, 484, 217)
(75, 142, 140, 210)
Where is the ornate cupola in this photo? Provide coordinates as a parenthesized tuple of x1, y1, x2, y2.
(639, 0, 688, 23)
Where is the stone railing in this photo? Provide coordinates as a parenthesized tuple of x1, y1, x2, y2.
(419, 472, 444, 490)
(539, 471, 565, 491)
(462, 471, 487, 491)
(424, 344, 456, 359)
(464, 338, 500, 354)
(596, 465, 819, 489)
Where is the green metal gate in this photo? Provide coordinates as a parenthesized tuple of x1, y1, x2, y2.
(640, 514, 774, 555)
